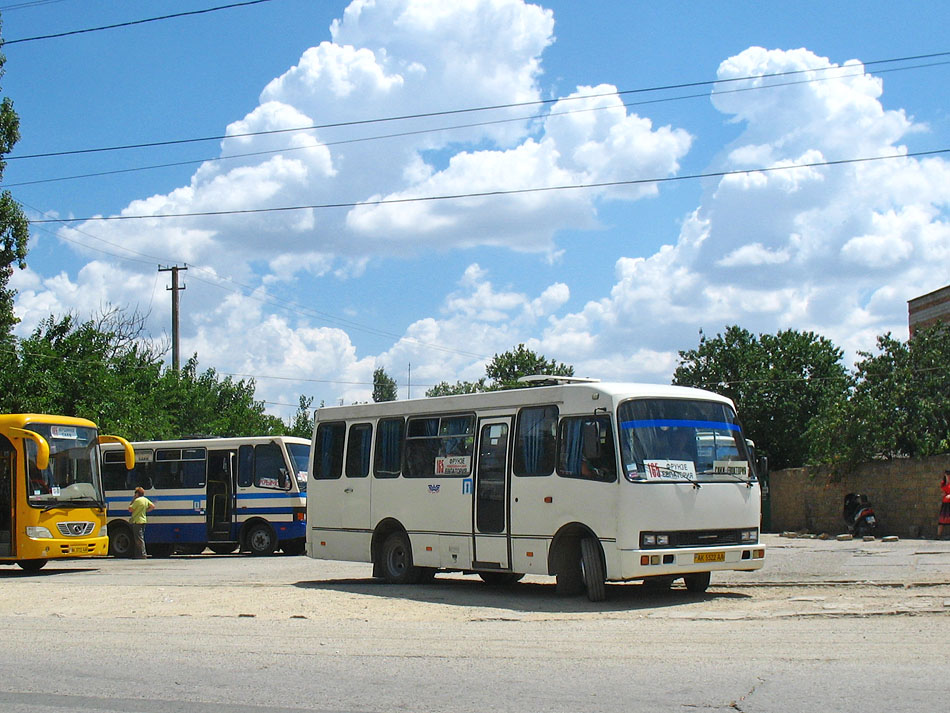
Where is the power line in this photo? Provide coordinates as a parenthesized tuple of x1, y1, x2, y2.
(9, 59, 949, 189)
(8, 50, 949, 162)
(1, 0, 276, 45)
(28, 148, 950, 225)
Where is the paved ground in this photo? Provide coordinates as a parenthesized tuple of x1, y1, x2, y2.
(0, 534, 947, 712)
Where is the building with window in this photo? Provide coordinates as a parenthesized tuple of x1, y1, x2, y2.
(908, 284, 950, 338)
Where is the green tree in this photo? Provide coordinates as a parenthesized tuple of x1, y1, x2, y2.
(673, 326, 850, 470)
(425, 344, 574, 397)
(287, 395, 314, 439)
(809, 325, 950, 465)
(372, 367, 398, 402)
(0, 27, 29, 339)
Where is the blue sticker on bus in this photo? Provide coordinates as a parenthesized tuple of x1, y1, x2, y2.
(462, 478, 473, 495)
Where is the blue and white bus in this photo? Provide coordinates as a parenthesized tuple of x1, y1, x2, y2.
(101, 436, 309, 557)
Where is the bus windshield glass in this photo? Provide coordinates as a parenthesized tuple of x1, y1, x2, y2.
(618, 398, 754, 484)
(25, 424, 105, 508)
(286, 442, 310, 492)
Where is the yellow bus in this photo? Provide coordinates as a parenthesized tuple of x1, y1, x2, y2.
(0, 414, 134, 571)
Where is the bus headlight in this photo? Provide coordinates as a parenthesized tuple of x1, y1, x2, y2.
(740, 529, 758, 543)
(26, 526, 53, 539)
(99, 526, 108, 538)
(640, 532, 671, 548)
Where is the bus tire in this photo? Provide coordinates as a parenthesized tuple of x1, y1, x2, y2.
(108, 523, 134, 558)
(16, 559, 47, 571)
(684, 571, 711, 593)
(478, 571, 523, 586)
(246, 523, 277, 556)
(580, 537, 606, 602)
(379, 531, 421, 584)
(208, 542, 238, 555)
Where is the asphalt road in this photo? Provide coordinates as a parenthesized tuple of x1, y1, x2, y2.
(0, 534, 947, 713)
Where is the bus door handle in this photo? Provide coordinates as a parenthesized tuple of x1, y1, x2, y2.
(344, 488, 354, 494)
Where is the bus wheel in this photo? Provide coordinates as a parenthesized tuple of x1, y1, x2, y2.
(379, 531, 420, 584)
(208, 543, 238, 555)
(684, 571, 711, 593)
(246, 524, 277, 556)
(108, 524, 134, 558)
(580, 537, 606, 602)
(16, 559, 47, 572)
(555, 540, 584, 596)
(478, 571, 523, 586)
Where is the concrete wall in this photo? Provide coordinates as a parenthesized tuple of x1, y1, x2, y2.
(769, 454, 950, 538)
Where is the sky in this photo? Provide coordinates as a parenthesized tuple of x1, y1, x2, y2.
(2, 0, 949, 420)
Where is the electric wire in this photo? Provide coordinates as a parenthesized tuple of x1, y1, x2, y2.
(7, 50, 949, 162)
(8, 59, 949, 189)
(28, 148, 950, 225)
(1, 0, 277, 45)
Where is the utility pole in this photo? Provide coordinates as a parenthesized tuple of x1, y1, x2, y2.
(158, 265, 187, 371)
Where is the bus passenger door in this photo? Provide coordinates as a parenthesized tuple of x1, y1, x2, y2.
(472, 418, 511, 569)
(0, 435, 12, 557)
(206, 449, 235, 541)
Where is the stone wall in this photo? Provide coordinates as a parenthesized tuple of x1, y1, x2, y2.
(769, 454, 950, 538)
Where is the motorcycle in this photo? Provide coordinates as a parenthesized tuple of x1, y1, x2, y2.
(843, 492, 878, 537)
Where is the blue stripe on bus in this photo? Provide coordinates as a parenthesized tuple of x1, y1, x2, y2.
(619, 419, 741, 431)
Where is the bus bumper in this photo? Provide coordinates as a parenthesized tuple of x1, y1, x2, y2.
(17, 534, 110, 560)
(616, 543, 766, 581)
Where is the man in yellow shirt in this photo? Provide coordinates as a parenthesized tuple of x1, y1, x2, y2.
(128, 487, 155, 559)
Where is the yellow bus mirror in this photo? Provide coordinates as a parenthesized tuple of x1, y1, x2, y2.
(7, 427, 50, 470)
(98, 435, 136, 470)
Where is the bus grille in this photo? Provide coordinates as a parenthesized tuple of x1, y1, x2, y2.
(56, 522, 96, 537)
(669, 529, 740, 547)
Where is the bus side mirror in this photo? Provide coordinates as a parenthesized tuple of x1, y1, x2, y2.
(756, 455, 768, 478)
(7, 427, 50, 471)
(99, 434, 136, 470)
(582, 421, 602, 460)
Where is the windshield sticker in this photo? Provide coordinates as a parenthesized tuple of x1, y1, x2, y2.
(714, 461, 749, 477)
(51, 486, 61, 496)
(435, 455, 471, 475)
(644, 460, 696, 479)
(624, 463, 639, 482)
(49, 425, 78, 440)
(296, 471, 308, 482)
(257, 477, 280, 489)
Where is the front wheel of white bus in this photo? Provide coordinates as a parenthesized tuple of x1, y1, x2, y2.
(684, 571, 711, 593)
(580, 537, 606, 602)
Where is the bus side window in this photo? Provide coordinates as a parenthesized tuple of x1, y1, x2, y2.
(513, 405, 558, 477)
(557, 416, 617, 482)
(374, 418, 404, 479)
(254, 442, 286, 489)
(345, 423, 372, 478)
(313, 423, 345, 480)
(238, 445, 254, 488)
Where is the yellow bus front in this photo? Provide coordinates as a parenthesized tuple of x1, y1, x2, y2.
(0, 414, 133, 569)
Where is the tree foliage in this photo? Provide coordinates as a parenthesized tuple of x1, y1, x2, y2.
(372, 367, 398, 402)
(808, 325, 950, 466)
(425, 344, 574, 396)
(673, 326, 851, 470)
(0, 32, 30, 340)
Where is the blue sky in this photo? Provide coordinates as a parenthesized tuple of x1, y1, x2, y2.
(2, 0, 949, 418)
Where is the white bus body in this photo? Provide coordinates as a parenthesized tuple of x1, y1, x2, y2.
(306, 380, 764, 600)
(102, 436, 309, 557)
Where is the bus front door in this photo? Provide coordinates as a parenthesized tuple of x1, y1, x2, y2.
(206, 450, 235, 542)
(472, 418, 511, 569)
(0, 435, 12, 557)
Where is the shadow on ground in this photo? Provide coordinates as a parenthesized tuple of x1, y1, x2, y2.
(292, 574, 750, 613)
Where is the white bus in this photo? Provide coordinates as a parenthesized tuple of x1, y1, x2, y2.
(101, 436, 310, 557)
(306, 377, 765, 601)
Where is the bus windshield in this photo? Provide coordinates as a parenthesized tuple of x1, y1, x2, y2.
(286, 442, 310, 492)
(25, 424, 105, 508)
(618, 398, 754, 484)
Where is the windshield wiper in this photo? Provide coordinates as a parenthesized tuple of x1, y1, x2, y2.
(697, 469, 755, 488)
(42, 496, 106, 511)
